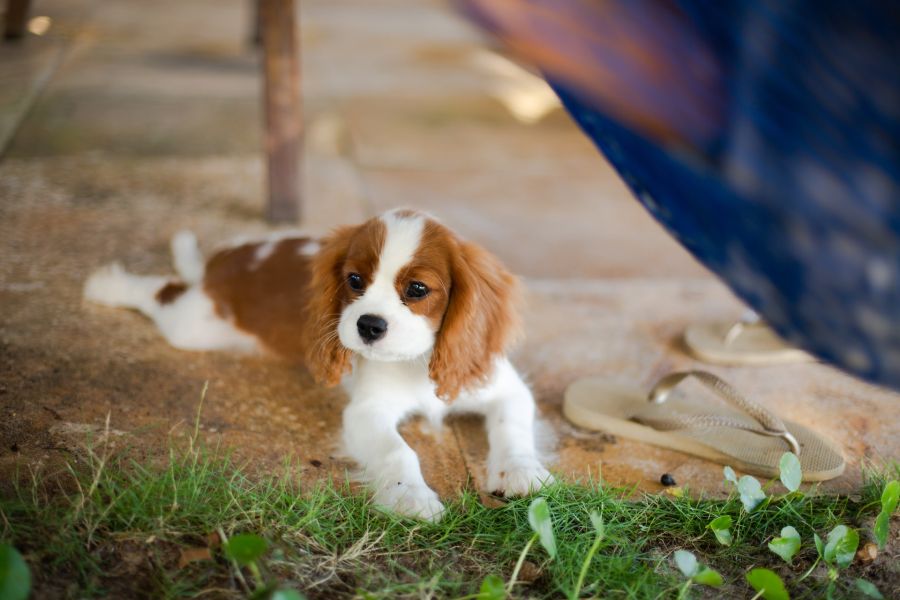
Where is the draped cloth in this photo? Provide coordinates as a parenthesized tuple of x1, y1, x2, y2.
(458, 0, 900, 390)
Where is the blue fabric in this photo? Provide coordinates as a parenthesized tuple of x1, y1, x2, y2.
(464, 0, 900, 389)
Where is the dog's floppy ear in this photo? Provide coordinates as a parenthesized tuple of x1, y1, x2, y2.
(429, 239, 522, 401)
(306, 225, 357, 386)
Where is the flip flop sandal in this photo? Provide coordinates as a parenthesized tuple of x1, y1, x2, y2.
(683, 311, 815, 366)
(563, 370, 845, 481)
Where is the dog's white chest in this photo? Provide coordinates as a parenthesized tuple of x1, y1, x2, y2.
(345, 357, 445, 416)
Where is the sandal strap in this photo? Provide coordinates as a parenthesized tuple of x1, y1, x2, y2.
(723, 310, 762, 346)
(633, 370, 801, 455)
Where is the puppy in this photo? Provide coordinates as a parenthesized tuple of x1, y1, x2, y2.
(84, 209, 551, 520)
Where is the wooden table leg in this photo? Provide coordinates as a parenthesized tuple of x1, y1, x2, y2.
(4, 0, 32, 40)
(260, 0, 302, 223)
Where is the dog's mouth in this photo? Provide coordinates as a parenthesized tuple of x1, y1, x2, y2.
(351, 343, 428, 363)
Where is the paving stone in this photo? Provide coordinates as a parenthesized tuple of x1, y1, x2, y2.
(344, 96, 580, 173)
(361, 165, 709, 279)
(301, 0, 491, 100)
(0, 33, 65, 153)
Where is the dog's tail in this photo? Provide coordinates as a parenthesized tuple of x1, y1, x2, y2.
(171, 230, 205, 284)
(83, 262, 169, 316)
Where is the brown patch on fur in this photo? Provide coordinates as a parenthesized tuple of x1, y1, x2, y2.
(340, 219, 387, 292)
(395, 220, 454, 329)
(155, 281, 188, 305)
(203, 238, 317, 361)
(305, 218, 386, 386)
(427, 222, 522, 400)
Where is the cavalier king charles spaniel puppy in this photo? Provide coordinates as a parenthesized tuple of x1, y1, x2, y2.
(84, 209, 551, 520)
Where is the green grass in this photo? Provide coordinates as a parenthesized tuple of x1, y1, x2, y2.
(0, 430, 896, 599)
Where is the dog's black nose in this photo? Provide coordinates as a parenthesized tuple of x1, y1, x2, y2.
(357, 314, 387, 343)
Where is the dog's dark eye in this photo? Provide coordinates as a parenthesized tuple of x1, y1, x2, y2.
(405, 281, 429, 299)
(347, 273, 364, 292)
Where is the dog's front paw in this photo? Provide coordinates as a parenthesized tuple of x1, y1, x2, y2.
(487, 457, 553, 497)
(373, 483, 446, 522)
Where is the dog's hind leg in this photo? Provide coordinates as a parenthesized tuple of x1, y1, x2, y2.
(84, 262, 258, 353)
(152, 287, 259, 352)
(171, 230, 205, 284)
(83, 262, 170, 317)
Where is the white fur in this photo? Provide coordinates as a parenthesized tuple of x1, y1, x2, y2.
(337, 212, 435, 362)
(171, 230, 205, 284)
(298, 241, 321, 256)
(250, 240, 278, 270)
(154, 287, 259, 352)
(84, 262, 168, 314)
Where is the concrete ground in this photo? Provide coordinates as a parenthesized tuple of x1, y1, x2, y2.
(2, 0, 897, 502)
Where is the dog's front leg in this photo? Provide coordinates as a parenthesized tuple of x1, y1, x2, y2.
(343, 397, 445, 521)
(481, 360, 553, 496)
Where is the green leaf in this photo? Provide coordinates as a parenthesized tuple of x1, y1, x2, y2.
(708, 515, 733, 546)
(746, 568, 790, 600)
(875, 480, 899, 549)
(271, 590, 306, 600)
(0, 544, 31, 600)
(674, 550, 698, 578)
(724, 466, 738, 484)
(881, 480, 899, 513)
(768, 526, 802, 563)
(477, 574, 506, 600)
(589, 510, 604, 536)
(709, 515, 732, 529)
(874, 512, 890, 550)
(737, 475, 767, 512)
(854, 578, 884, 599)
(814, 533, 824, 558)
(527, 497, 557, 559)
(223, 533, 268, 566)
(722, 467, 766, 511)
(692, 567, 724, 587)
(823, 525, 859, 568)
(779, 452, 802, 492)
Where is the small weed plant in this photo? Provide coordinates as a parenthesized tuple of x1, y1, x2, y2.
(478, 452, 896, 599)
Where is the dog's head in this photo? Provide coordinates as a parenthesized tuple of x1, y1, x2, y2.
(306, 209, 521, 400)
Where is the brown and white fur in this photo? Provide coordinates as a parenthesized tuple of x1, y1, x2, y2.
(84, 209, 551, 520)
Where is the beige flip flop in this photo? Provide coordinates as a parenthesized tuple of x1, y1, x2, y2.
(563, 370, 845, 481)
(683, 312, 815, 366)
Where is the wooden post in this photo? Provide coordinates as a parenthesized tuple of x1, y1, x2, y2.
(4, 0, 32, 39)
(260, 0, 302, 223)
(248, 0, 262, 47)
